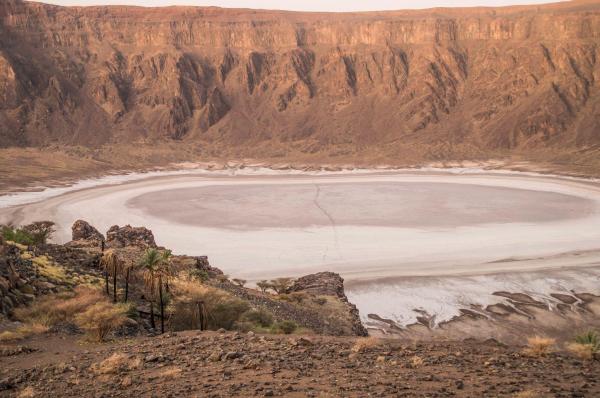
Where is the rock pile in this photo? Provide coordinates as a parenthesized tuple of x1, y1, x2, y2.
(106, 225, 156, 249)
(71, 220, 104, 243)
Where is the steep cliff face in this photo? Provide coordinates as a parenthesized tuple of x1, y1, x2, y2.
(0, 0, 599, 160)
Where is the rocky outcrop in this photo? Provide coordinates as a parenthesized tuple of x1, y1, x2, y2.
(0, 0, 599, 162)
(0, 242, 56, 316)
(106, 225, 156, 249)
(192, 256, 223, 277)
(71, 220, 104, 243)
(289, 272, 368, 336)
(289, 271, 346, 299)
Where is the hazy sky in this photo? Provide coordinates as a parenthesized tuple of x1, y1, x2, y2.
(38, 0, 562, 12)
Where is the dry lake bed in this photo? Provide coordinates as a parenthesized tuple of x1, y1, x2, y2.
(2, 168, 600, 327)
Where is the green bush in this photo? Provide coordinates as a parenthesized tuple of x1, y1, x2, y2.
(1, 221, 55, 245)
(575, 330, 600, 351)
(1, 225, 34, 245)
(233, 321, 256, 332)
(242, 308, 274, 327)
(256, 280, 272, 293)
(211, 299, 250, 330)
(170, 281, 250, 331)
(274, 320, 298, 335)
(289, 292, 308, 303)
(22, 221, 55, 244)
(189, 269, 209, 282)
(270, 277, 294, 294)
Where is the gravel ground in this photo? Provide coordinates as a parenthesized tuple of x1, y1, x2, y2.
(1, 330, 599, 397)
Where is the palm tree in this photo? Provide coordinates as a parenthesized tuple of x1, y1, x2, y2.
(139, 248, 172, 333)
(123, 262, 134, 302)
(100, 250, 122, 302)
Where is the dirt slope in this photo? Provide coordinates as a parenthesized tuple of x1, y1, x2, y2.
(1, 331, 599, 397)
(0, 0, 599, 164)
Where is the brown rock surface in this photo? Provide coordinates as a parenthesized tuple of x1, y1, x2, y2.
(1, 331, 599, 397)
(105, 225, 156, 249)
(70, 220, 103, 243)
(0, 0, 599, 163)
(289, 271, 347, 299)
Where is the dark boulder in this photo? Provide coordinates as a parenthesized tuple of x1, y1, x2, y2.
(71, 220, 104, 242)
(106, 225, 157, 248)
(194, 256, 223, 277)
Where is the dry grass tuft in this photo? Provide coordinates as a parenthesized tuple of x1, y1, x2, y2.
(523, 336, 556, 357)
(351, 336, 380, 353)
(16, 387, 36, 398)
(14, 286, 130, 342)
(0, 324, 49, 342)
(91, 353, 142, 375)
(14, 287, 105, 327)
(0, 330, 24, 342)
(158, 367, 182, 380)
(410, 355, 424, 368)
(75, 302, 129, 342)
(566, 342, 595, 360)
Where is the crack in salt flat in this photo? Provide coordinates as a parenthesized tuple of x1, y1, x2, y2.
(312, 182, 342, 260)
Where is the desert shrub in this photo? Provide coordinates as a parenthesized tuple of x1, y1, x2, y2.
(288, 292, 308, 303)
(233, 321, 256, 332)
(1, 225, 34, 246)
(274, 320, 298, 335)
(0, 324, 49, 341)
(52, 288, 106, 321)
(567, 330, 600, 360)
(256, 280, 272, 293)
(21, 221, 55, 244)
(276, 293, 303, 303)
(269, 277, 294, 294)
(75, 302, 129, 342)
(1, 222, 55, 245)
(575, 330, 600, 349)
(170, 279, 249, 331)
(523, 336, 556, 357)
(14, 287, 129, 341)
(566, 343, 596, 360)
(276, 293, 291, 302)
(16, 387, 36, 398)
(242, 308, 274, 327)
(410, 355, 425, 368)
(232, 278, 247, 287)
(14, 287, 104, 326)
(91, 353, 142, 374)
(158, 367, 182, 380)
(189, 268, 209, 282)
(351, 336, 380, 353)
(211, 299, 250, 330)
